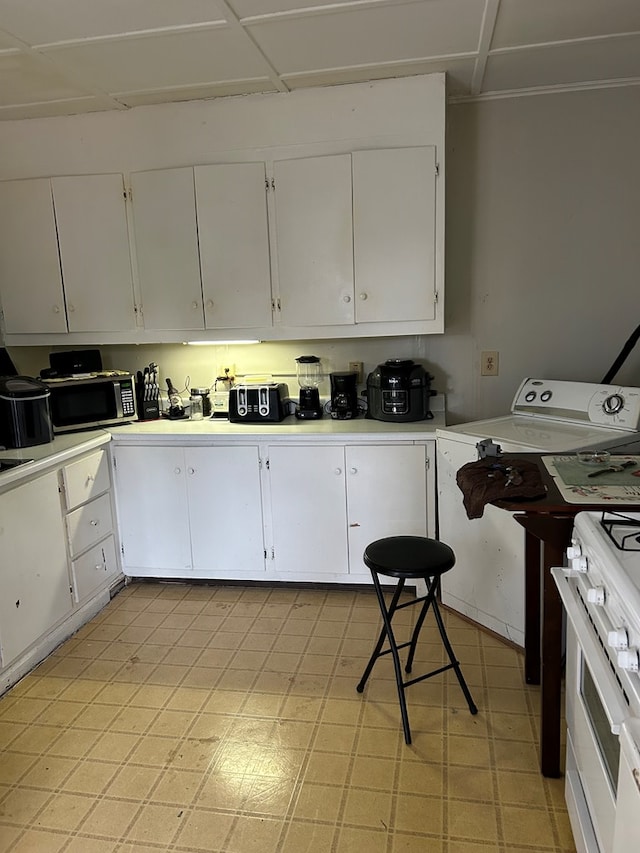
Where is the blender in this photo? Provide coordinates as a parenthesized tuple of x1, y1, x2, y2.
(295, 355, 323, 420)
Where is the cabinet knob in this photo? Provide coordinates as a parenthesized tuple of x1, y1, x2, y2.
(175, 467, 181, 475)
(350, 467, 358, 474)
(94, 564, 103, 571)
(206, 300, 214, 309)
(334, 468, 342, 475)
(53, 305, 61, 314)
(342, 295, 351, 303)
(188, 467, 195, 475)
(359, 292, 368, 301)
(90, 519, 99, 527)
(192, 301, 199, 310)
(68, 303, 75, 312)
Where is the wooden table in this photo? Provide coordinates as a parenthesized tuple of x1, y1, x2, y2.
(493, 450, 640, 778)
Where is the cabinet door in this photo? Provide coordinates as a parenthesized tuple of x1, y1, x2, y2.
(52, 174, 136, 332)
(195, 163, 273, 329)
(0, 472, 71, 667)
(353, 147, 436, 323)
(267, 444, 348, 575)
(273, 154, 354, 326)
(113, 445, 191, 572)
(186, 446, 265, 573)
(345, 445, 427, 574)
(0, 178, 67, 333)
(130, 167, 205, 331)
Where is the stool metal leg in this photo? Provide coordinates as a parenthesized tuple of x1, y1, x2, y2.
(405, 579, 439, 674)
(357, 574, 414, 744)
(431, 594, 478, 715)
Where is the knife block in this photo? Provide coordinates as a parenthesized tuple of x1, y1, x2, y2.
(135, 381, 160, 421)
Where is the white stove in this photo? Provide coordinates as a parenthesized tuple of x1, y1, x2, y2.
(553, 511, 640, 853)
(436, 378, 640, 646)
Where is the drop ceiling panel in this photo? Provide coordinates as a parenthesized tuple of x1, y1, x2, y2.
(492, 0, 640, 49)
(0, 0, 226, 44)
(42, 28, 270, 93)
(485, 34, 640, 92)
(283, 57, 475, 96)
(248, 0, 483, 73)
(0, 52, 89, 104)
(229, 0, 353, 15)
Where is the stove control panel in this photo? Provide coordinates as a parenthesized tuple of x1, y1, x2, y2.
(512, 379, 640, 430)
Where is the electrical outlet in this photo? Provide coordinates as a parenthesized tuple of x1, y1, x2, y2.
(349, 361, 364, 383)
(481, 351, 499, 377)
(217, 363, 236, 380)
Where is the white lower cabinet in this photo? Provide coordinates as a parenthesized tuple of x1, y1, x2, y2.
(267, 443, 429, 580)
(113, 444, 266, 577)
(0, 471, 72, 668)
(0, 443, 124, 695)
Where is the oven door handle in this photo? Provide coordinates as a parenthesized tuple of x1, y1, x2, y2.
(551, 567, 629, 735)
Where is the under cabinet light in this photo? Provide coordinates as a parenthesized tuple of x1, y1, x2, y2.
(185, 340, 261, 346)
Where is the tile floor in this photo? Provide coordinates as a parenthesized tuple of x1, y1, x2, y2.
(0, 582, 575, 852)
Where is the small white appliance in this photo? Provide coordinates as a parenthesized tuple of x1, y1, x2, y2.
(552, 511, 640, 853)
(436, 379, 640, 646)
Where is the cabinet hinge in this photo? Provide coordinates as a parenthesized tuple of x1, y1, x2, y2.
(425, 456, 430, 469)
(434, 290, 439, 303)
(265, 459, 270, 470)
(435, 163, 440, 177)
(271, 298, 281, 313)
(264, 548, 267, 559)
(271, 547, 275, 560)
(121, 543, 125, 556)
(112, 456, 117, 469)
(125, 187, 132, 201)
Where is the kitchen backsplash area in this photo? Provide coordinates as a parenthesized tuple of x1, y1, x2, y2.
(8, 336, 443, 406)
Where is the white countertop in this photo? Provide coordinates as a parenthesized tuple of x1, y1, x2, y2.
(0, 399, 444, 490)
(0, 429, 111, 491)
(109, 410, 445, 442)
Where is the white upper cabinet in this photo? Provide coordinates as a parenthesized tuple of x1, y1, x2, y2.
(0, 179, 67, 334)
(353, 147, 437, 323)
(52, 174, 136, 333)
(130, 167, 204, 331)
(273, 154, 355, 327)
(195, 162, 273, 329)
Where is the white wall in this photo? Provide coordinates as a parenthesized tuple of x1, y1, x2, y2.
(432, 86, 640, 422)
(3, 81, 640, 423)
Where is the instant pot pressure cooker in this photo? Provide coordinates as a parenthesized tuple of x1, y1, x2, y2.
(366, 359, 434, 422)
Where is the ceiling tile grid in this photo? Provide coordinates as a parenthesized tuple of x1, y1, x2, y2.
(0, 0, 637, 120)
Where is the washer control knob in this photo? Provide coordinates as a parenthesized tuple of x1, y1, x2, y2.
(525, 391, 536, 402)
(608, 628, 629, 650)
(586, 586, 605, 606)
(571, 556, 588, 573)
(603, 393, 624, 415)
(567, 544, 582, 559)
(540, 391, 552, 402)
(617, 648, 639, 672)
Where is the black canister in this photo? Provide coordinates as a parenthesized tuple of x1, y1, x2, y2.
(0, 376, 53, 448)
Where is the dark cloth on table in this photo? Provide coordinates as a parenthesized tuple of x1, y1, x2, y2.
(456, 457, 547, 519)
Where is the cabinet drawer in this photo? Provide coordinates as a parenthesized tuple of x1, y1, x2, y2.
(66, 492, 113, 557)
(70, 536, 119, 603)
(62, 450, 111, 511)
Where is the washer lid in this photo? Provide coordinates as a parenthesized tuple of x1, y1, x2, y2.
(0, 375, 51, 399)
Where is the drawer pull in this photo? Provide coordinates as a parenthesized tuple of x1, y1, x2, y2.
(90, 519, 99, 527)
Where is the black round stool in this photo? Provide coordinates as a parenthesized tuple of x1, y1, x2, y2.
(356, 535, 478, 744)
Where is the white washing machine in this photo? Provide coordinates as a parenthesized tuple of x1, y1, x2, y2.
(436, 378, 640, 647)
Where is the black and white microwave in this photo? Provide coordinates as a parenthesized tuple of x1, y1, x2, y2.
(43, 373, 137, 433)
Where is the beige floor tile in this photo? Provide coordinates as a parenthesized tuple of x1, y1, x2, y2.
(0, 583, 576, 853)
(224, 814, 284, 853)
(7, 828, 68, 852)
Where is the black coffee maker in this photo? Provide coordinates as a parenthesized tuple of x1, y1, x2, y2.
(330, 372, 359, 419)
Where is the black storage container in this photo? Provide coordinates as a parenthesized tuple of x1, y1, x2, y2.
(0, 376, 53, 449)
(366, 359, 434, 422)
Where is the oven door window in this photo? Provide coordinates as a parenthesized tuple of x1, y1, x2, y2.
(581, 657, 621, 794)
(51, 384, 117, 427)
